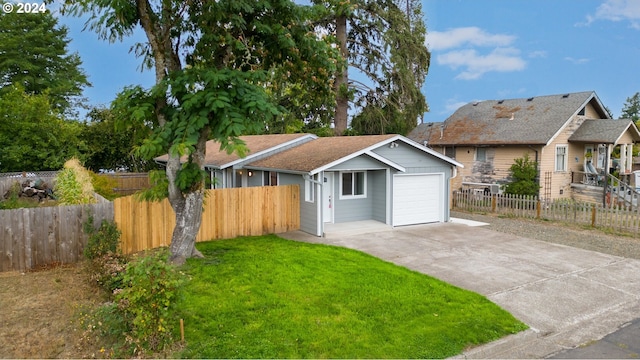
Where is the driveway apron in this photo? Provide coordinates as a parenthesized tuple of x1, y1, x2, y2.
(280, 222, 640, 358)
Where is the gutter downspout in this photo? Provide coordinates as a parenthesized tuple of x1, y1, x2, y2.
(303, 174, 324, 237)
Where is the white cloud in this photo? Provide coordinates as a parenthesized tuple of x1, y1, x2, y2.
(528, 50, 548, 58)
(443, 99, 469, 114)
(426, 27, 527, 80)
(582, 0, 640, 28)
(426, 27, 516, 51)
(437, 47, 526, 80)
(564, 57, 590, 64)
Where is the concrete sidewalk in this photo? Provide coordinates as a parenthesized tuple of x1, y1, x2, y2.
(279, 221, 640, 358)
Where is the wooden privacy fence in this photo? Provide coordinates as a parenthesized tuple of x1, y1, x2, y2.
(453, 191, 640, 236)
(0, 202, 114, 272)
(105, 172, 150, 196)
(114, 185, 300, 254)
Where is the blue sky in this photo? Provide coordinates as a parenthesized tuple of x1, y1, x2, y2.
(58, 0, 640, 121)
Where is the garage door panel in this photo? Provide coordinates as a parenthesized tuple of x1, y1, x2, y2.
(393, 174, 443, 226)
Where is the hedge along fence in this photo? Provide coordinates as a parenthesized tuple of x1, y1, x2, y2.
(452, 191, 640, 236)
(114, 185, 300, 254)
(0, 202, 114, 272)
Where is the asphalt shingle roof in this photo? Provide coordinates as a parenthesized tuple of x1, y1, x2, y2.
(416, 91, 608, 146)
(569, 119, 640, 143)
(155, 133, 314, 168)
(247, 134, 397, 173)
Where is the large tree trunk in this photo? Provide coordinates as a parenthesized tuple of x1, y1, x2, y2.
(334, 15, 349, 135)
(136, 0, 209, 264)
(168, 191, 205, 264)
(165, 126, 210, 265)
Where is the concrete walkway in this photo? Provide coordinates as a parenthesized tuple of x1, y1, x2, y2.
(279, 221, 640, 358)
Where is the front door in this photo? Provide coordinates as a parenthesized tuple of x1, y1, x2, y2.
(323, 172, 334, 223)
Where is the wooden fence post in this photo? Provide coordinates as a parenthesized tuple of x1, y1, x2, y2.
(536, 200, 541, 219)
(491, 194, 496, 212)
(591, 204, 596, 227)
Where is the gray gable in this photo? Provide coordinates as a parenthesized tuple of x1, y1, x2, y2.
(424, 91, 608, 146)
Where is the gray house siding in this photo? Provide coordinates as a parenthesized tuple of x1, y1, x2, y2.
(278, 172, 319, 236)
(370, 170, 387, 223)
(329, 169, 386, 223)
(328, 155, 389, 171)
(248, 171, 263, 187)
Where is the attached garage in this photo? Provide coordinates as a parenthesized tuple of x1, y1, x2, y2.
(393, 173, 444, 226)
(245, 134, 462, 237)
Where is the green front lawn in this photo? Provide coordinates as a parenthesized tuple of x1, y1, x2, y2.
(176, 235, 527, 359)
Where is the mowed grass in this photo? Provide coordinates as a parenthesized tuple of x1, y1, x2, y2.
(175, 235, 527, 359)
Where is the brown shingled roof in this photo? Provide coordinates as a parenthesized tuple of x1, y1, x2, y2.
(247, 134, 398, 173)
(155, 133, 315, 168)
(413, 91, 610, 146)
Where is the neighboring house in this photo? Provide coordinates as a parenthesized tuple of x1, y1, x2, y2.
(245, 134, 462, 236)
(408, 91, 640, 203)
(155, 133, 317, 188)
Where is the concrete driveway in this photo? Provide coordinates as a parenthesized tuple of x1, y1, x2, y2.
(280, 220, 640, 358)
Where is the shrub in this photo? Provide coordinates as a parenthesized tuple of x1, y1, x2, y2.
(503, 153, 540, 196)
(55, 158, 96, 205)
(89, 172, 118, 200)
(115, 249, 186, 354)
(83, 216, 128, 293)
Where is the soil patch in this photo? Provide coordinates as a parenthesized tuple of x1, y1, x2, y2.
(0, 263, 103, 358)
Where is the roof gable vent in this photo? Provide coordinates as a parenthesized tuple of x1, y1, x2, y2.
(562, 94, 570, 98)
(497, 100, 504, 104)
(527, 97, 534, 101)
(472, 101, 480, 106)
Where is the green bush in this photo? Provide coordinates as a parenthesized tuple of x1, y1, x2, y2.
(504, 153, 540, 196)
(90, 172, 118, 200)
(55, 158, 96, 205)
(115, 249, 186, 354)
(83, 216, 121, 260)
(83, 216, 128, 293)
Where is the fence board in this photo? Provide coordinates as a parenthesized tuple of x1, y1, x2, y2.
(115, 185, 300, 254)
(0, 203, 114, 272)
(453, 191, 640, 237)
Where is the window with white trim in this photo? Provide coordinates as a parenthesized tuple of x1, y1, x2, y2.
(555, 145, 567, 171)
(340, 171, 366, 199)
(305, 177, 315, 202)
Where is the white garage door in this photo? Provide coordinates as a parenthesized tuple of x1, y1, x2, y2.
(393, 174, 444, 226)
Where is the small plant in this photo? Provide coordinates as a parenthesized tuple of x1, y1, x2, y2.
(115, 249, 186, 354)
(89, 172, 118, 200)
(55, 158, 97, 205)
(504, 153, 540, 197)
(83, 216, 128, 292)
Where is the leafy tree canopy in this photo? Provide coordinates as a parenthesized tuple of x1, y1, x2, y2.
(621, 92, 640, 123)
(314, 0, 430, 135)
(64, 0, 338, 263)
(0, 86, 85, 172)
(81, 106, 154, 172)
(0, 12, 90, 115)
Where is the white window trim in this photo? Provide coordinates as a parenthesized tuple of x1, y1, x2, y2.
(555, 144, 568, 172)
(304, 176, 315, 203)
(339, 171, 367, 200)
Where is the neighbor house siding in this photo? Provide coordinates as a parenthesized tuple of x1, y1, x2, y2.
(541, 115, 584, 199)
(248, 172, 263, 187)
(583, 102, 601, 118)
